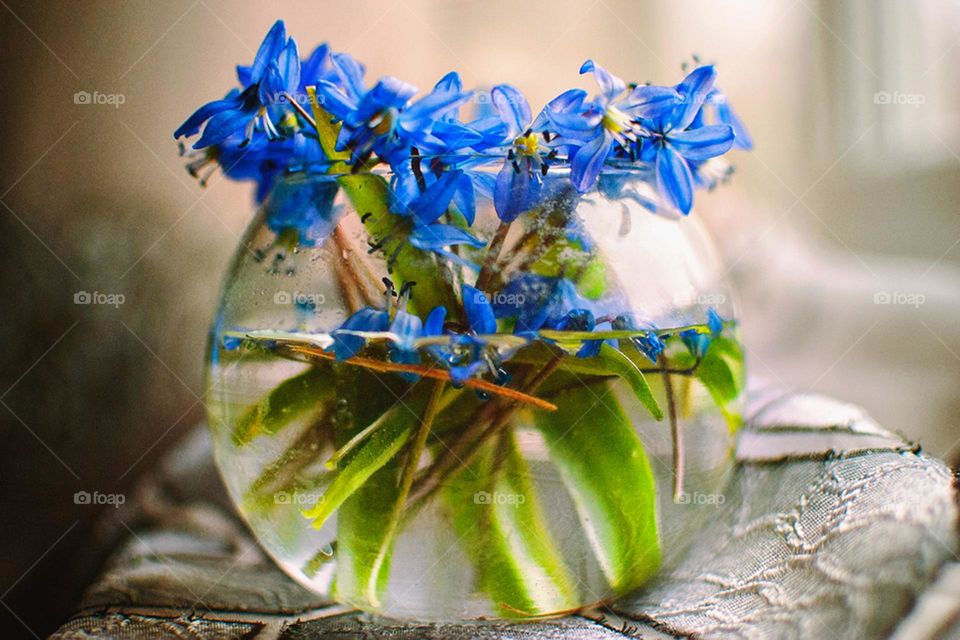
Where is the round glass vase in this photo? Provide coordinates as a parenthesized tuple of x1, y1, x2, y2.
(205, 166, 744, 621)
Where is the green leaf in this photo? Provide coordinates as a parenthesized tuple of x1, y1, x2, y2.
(311, 372, 432, 608)
(231, 365, 332, 446)
(510, 343, 662, 421)
(696, 335, 745, 431)
(303, 396, 422, 531)
(443, 431, 577, 617)
(532, 382, 661, 593)
(306, 87, 350, 165)
(337, 173, 458, 317)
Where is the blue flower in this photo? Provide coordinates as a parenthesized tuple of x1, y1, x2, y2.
(328, 307, 389, 360)
(317, 71, 479, 166)
(490, 274, 610, 349)
(264, 175, 339, 246)
(551, 60, 680, 193)
(387, 306, 424, 379)
(635, 66, 735, 214)
(694, 89, 753, 151)
(383, 168, 485, 267)
(489, 84, 551, 222)
(462, 284, 497, 334)
(612, 315, 665, 363)
(679, 307, 725, 358)
(409, 222, 484, 270)
(553, 309, 603, 358)
(175, 21, 302, 149)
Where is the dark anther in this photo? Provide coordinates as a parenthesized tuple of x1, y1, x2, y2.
(398, 280, 417, 299)
(506, 149, 515, 160)
(382, 277, 396, 296)
(542, 131, 552, 142)
(367, 239, 385, 253)
(547, 149, 558, 160)
(540, 163, 549, 176)
(511, 160, 521, 174)
(524, 128, 532, 136)
(360, 212, 373, 223)
(386, 244, 404, 272)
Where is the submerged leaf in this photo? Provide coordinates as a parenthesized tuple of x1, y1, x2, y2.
(443, 431, 577, 617)
(231, 365, 332, 445)
(533, 383, 661, 592)
(695, 335, 745, 431)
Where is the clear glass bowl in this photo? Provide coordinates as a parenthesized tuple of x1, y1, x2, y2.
(205, 168, 743, 621)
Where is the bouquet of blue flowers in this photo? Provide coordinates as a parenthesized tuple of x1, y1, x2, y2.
(181, 20, 750, 620)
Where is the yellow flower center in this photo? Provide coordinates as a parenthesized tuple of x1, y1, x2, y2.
(602, 105, 633, 134)
(514, 131, 539, 156)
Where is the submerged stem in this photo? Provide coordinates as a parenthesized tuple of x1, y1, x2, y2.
(408, 353, 565, 509)
(660, 354, 684, 503)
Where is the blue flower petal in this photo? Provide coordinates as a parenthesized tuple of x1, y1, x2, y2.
(655, 144, 694, 214)
(404, 169, 462, 224)
(532, 88, 589, 131)
(174, 94, 242, 139)
(424, 306, 446, 336)
(707, 307, 723, 335)
(427, 120, 484, 151)
(450, 360, 485, 386)
(299, 43, 330, 87)
(249, 20, 287, 85)
(619, 85, 680, 118)
(275, 38, 301, 95)
(668, 124, 735, 161)
(717, 100, 754, 150)
(452, 171, 476, 225)
(194, 105, 257, 148)
(491, 84, 531, 139)
(351, 77, 417, 126)
(315, 80, 358, 121)
(544, 108, 600, 140)
(401, 80, 473, 131)
(410, 222, 484, 251)
(671, 65, 717, 131)
(494, 158, 542, 222)
(462, 284, 497, 335)
(329, 307, 390, 360)
(329, 52, 367, 101)
(570, 131, 613, 193)
(390, 309, 423, 351)
(579, 60, 625, 101)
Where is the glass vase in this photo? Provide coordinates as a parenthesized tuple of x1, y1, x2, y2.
(205, 166, 743, 621)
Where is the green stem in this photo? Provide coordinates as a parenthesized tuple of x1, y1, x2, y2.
(660, 354, 684, 503)
(475, 221, 511, 292)
(408, 353, 565, 509)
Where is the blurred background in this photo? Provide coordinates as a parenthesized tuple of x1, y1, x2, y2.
(1, 0, 957, 636)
